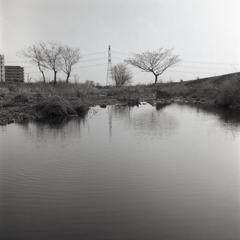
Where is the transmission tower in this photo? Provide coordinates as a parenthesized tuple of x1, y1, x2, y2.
(106, 45, 114, 86)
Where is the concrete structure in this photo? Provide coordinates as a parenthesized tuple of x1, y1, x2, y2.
(0, 55, 5, 82)
(5, 66, 24, 82)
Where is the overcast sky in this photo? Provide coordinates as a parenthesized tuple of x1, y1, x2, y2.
(1, 0, 240, 85)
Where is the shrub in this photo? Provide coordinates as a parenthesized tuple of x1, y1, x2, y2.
(13, 94, 30, 103)
(0, 87, 10, 98)
(216, 80, 240, 108)
(7, 84, 17, 92)
(35, 99, 78, 117)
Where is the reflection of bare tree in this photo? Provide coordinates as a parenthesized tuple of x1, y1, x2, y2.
(128, 109, 178, 139)
(186, 103, 240, 128)
(106, 105, 132, 139)
(111, 105, 132, 119)
(19, 116, 86, 146)
(109, 104, 178, 139)
(18, 108, 101, 145)
(156, 102, 171, 111)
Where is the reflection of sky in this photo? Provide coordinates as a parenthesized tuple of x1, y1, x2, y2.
(110, 104, 178, 140)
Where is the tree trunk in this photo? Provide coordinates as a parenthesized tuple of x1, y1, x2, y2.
(154, 74, 158, 84)
(40, 70, 46, 83)
(66, 73, 70, 83)
(38, 65, 46, 83)
(53, 70, 57, 85)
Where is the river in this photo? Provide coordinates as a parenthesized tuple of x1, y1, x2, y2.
(0, 103, 240, 240)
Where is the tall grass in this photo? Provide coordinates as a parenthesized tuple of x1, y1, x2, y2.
(1, 73, 240, 109)
(215, 75, 240, 108)
(154, 82, 194, 97)
(0, 81, 100, 102)
(154, 73, 240, 108)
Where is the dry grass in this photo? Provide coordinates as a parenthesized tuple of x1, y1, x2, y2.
(1, 72, 240, 110)
(153, 73, 240, 108)
(215, 75, 240, 108)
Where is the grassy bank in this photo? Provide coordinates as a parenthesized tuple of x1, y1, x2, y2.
(0, 72, 239, 125)
(0, 81, 150, 125)
(154, 72, 240, 109)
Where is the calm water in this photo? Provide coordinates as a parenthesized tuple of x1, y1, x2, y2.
(0, 103, 240, 240)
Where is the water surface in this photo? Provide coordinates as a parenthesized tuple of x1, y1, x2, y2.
(1, 103, 240, 240)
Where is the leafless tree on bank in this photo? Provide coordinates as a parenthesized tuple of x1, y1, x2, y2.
(17, 41, 81, 84)
(17, 43, 47, 82)
(60, 46, 81, 83)
(38, 41, 62, 85)
(125, 48, 181, 84)
(112, 63, 133, 86)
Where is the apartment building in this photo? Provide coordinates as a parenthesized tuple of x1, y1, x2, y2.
(0, 54, 5, 82)
(5, 66, 24, 82)
(0, 55, 24, 82)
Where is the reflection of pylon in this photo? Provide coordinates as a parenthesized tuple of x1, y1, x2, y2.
(108, 105, 112, 139)
(106, 45, 113, 86)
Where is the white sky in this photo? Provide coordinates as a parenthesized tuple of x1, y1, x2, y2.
(1, 0, 240, 85)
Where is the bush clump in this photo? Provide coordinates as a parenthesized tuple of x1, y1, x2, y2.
(74, 105, 89, 116)
(0, 88, 10, 99)
(215, 76, 240, 108)
(35, 100, 78, 118)
(13, 94, 30, 103)
(35, 99, 89, 118)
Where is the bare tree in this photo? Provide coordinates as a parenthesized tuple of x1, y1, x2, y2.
(84, 80, 95, 87)
(73, 74, 80, 83)
(39, 41, 62, 85)
(125, 48, 181, 84)
(17, 41, 81, 84)
(112, 63, 133, 86)
(17, 43, 46, 82)
(60, 46, 81, 83)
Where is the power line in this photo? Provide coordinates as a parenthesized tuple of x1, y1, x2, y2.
(82, 51, 107, 56)
(112, 51, 131, 56)
(24, 65, 39, 68)
(113, 50, 240, 66)
(175, 65, 238, 71)
(4, 51, 107, 64)
(112, 57, 126, 61)
(165, 70, 226, 75)
(15, 57, 107, 69)
(25, 67, 237, 76)
(73, 63, 107, 69)
(78, 57, 106, 63)
(111, 59, 239, 72)
(182, 60, 240, 65)
(5, 55, 240, 66)
(5, 60, 26, 63)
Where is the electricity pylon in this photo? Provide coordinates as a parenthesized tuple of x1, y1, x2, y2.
(106, 45, 114, 86)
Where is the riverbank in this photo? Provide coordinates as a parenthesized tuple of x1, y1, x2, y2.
(155, 72, 240, 110)
(0, 72, 239, 126)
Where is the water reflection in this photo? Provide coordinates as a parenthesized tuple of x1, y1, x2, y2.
(186, 102, 240, 122)
(18, 116, 85, 148)
(17, 108, 101, 147)
(1, 103, 240, 240)
(184, 103, 240, 132)
(155, 102, 171, 110)
(111, 104, 132, 118)
(109, 104, 178, 139)
(18, 103, 240, 144)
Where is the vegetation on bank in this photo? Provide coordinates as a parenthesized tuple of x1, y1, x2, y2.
(0, 72, 239, 125)
(155, 72, 240, 109)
